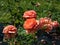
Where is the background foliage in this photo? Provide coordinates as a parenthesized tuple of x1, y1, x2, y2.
(0, 0, 60, 45)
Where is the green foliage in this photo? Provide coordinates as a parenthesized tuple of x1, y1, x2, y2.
(16, 27, 37, 45)
(0, 0, 60, 45)
(0, 0, 60, 23)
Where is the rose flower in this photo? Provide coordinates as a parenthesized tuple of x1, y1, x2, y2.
(39, 17, 53, 32)
(3, 25, 17, 39)
(23, 18, 39, 34)
(23, 10, 37, 19)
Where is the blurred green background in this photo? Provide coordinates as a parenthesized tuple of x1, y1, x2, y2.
(0, 0, 60, 45)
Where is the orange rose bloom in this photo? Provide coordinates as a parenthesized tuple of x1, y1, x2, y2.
(23, 18, 37, 30)
(23, 10, 37, 19)
(39, 17, 52, 29)
(39, 17, 53, 32)
(3, 25, 17, 39)
(23, 18, 39, 33)
(3, 25, 17, 34)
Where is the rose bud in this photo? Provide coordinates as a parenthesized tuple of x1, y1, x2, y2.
(23, 10, 37, 19)
(51, 21, 59, 28)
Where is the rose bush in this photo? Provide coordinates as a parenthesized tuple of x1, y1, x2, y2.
(23, 10, 60, 33)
